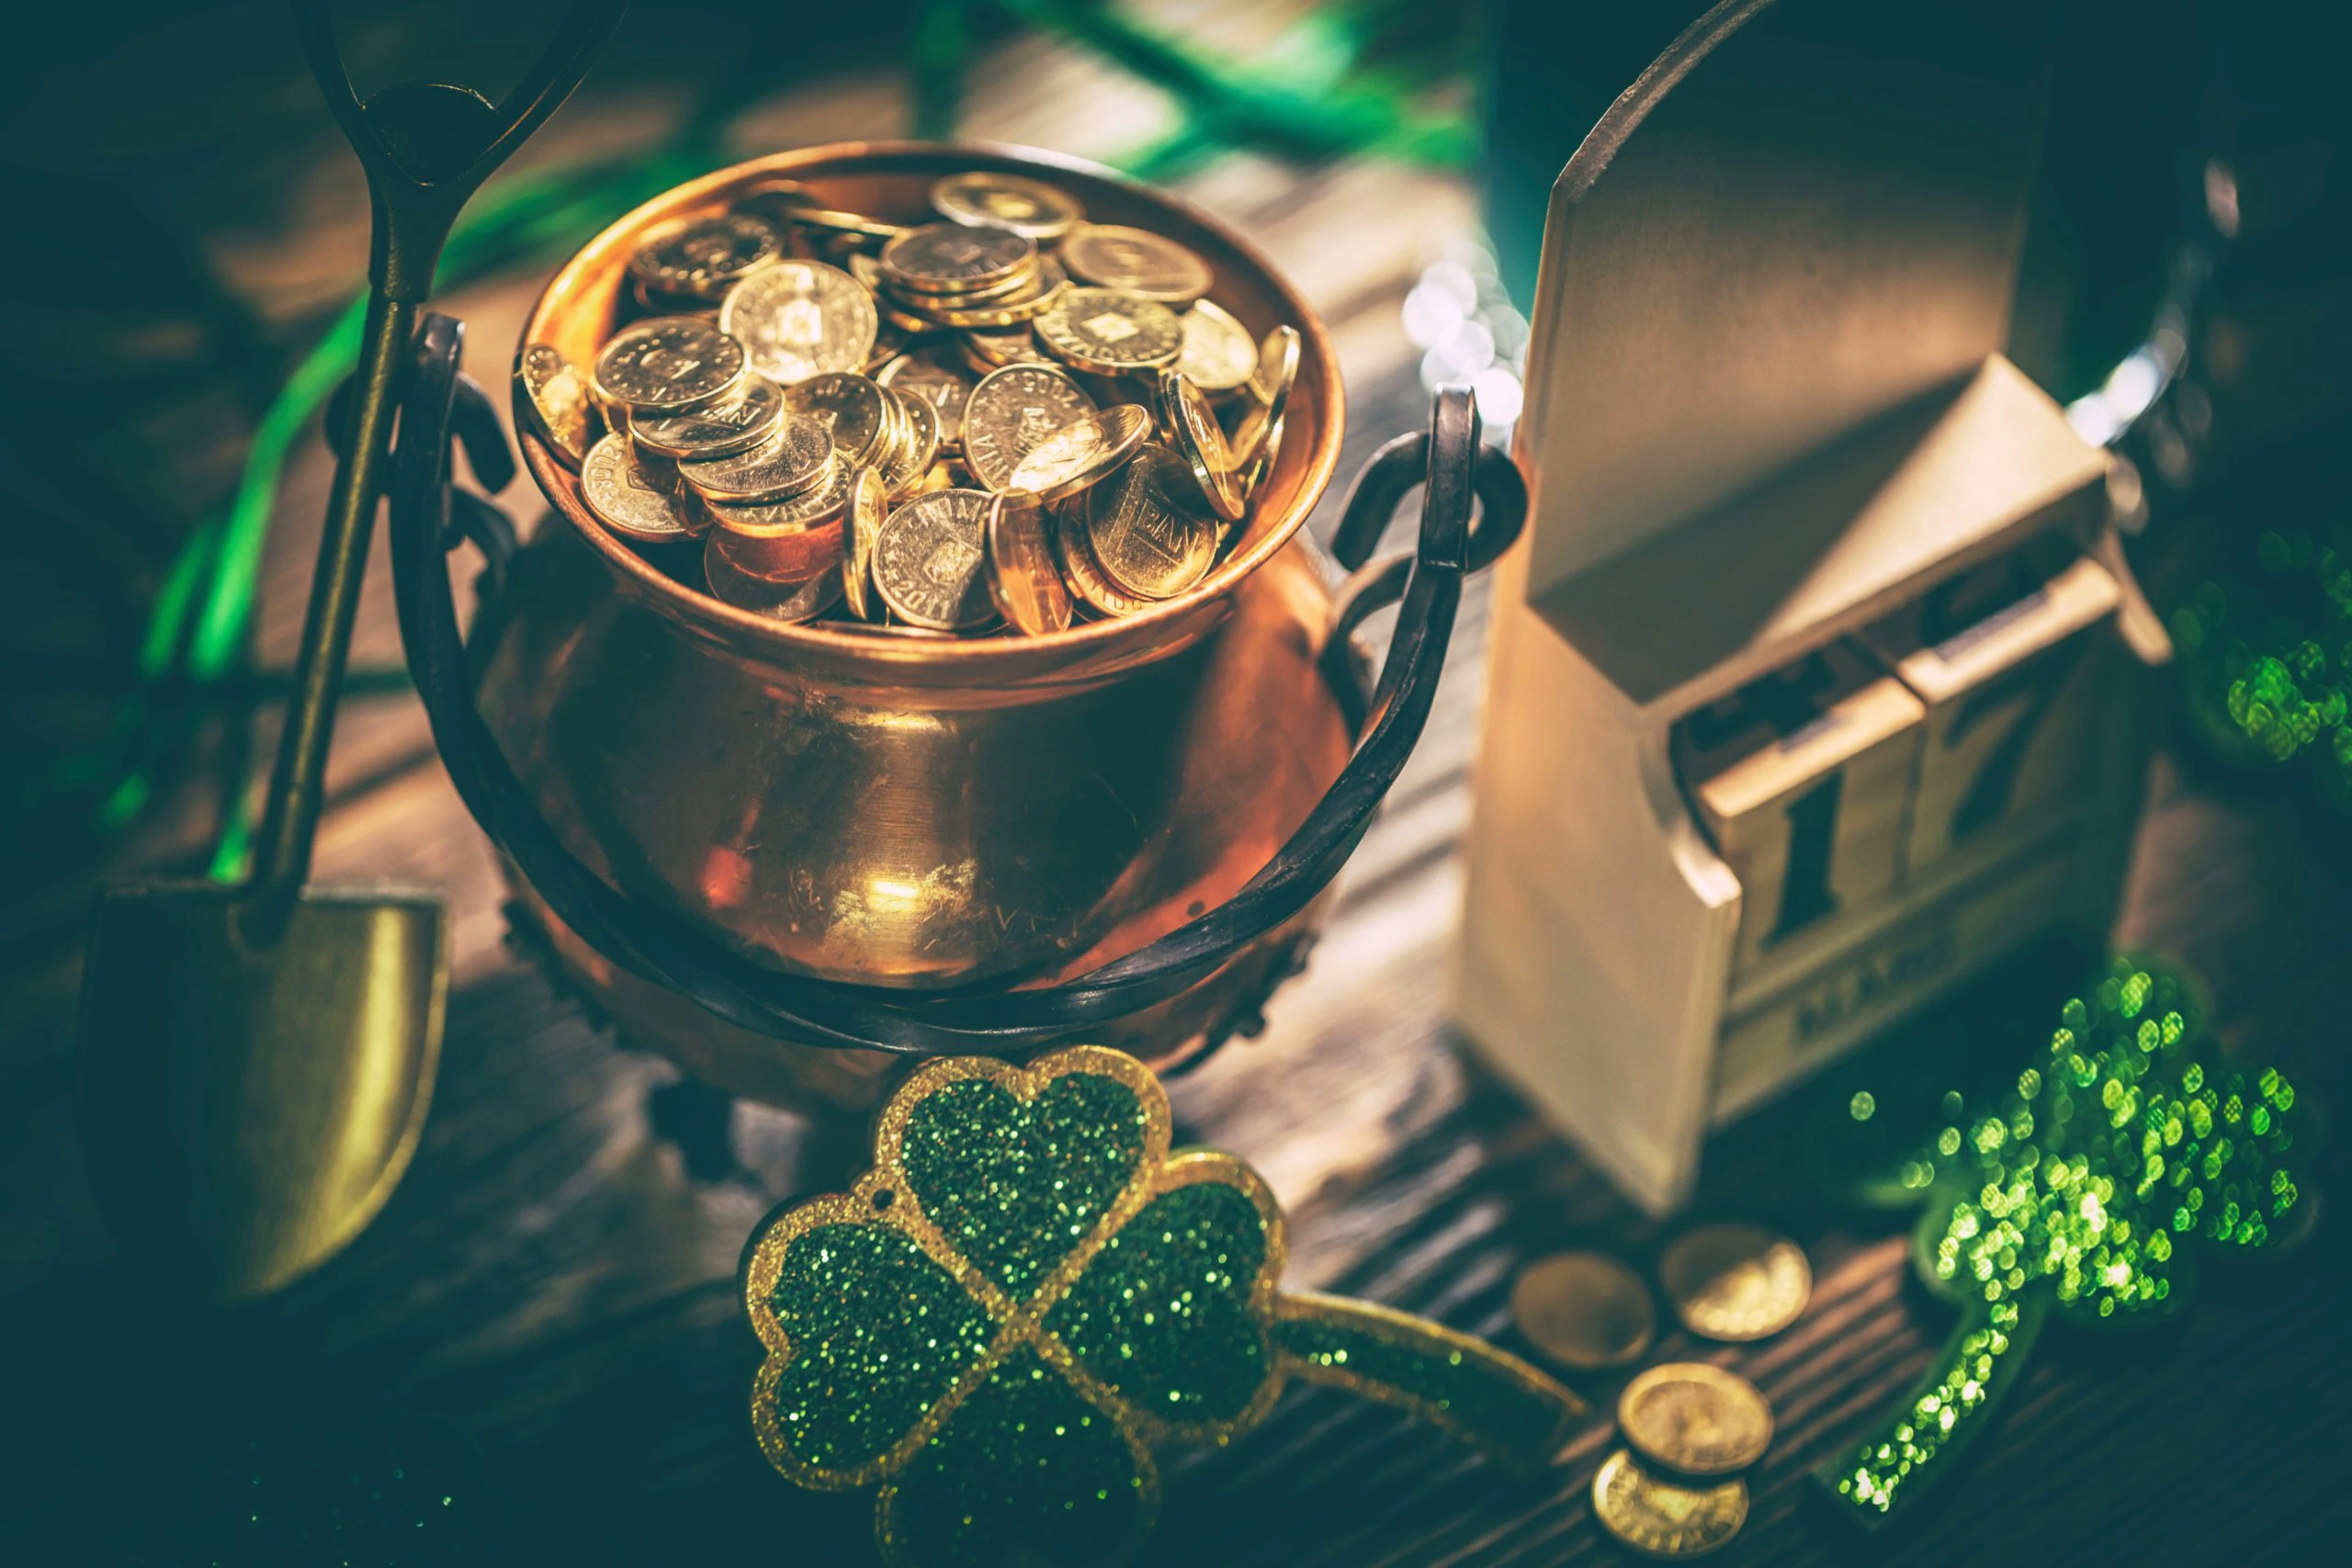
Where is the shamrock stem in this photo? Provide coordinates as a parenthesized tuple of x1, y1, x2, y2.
(1270, 1292, 1589, 1472)
(1813, 1290, 2051, 1530)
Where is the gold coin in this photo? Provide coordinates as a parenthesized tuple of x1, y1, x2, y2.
(1054, 499, 1157, 617)
(1659, 1224, 1813, 1342)
(898, 257, 1069, 331)
(718, 260, 878, 389)
(737, 177, 904, 243)
(930, 171, 1084, 243)
(705, 457, 852, 537)
(1035, 288, 1183, 375)
(962, 364, 1098, 491)
(629, 212, 782, 301)
(1007, 404, 1150, 502)
(962, 324, 1041, 370)
(1591, 1450, 1747, 1559)
(874, 488, 998, 631)
(842, 466, 887, 622)
(676, 413, 834, 503)
(1061, 223, 1214, 304)
(1617, 1364, 1773, 1478)
(1175, 299, 1258, 396)
(518, 344, 597, 466)
(1160, 370, 1244, 523)
(1230, 324, 1301, 468)
(581, 434, 705, 543)
(1238, 410, 1285, 504)
(1509, 1251, 1656, 1371)
(782, 371, 892, 466)
(629, 375, 785, 459)
(875, 348, 977, 452)
(888, 252, 1044, 308)
(986, 491, 1074, 636)
(878, 389, 943, 502)
(880, 221, 1035, 297)
(705, 539, 844, 624)
(1082, 443, 1217, 601)
(593, 316, 747, 415)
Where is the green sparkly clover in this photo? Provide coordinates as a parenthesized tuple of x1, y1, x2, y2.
(744, 1045, 1587, 1568)
(1815, 957, 2313, 1529)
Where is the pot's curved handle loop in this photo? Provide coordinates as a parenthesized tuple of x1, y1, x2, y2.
(1319, 424, 1528, 728)
(391, 316, 1523, 1054)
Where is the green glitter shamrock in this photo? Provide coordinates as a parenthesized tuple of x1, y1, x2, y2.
(743, 1045, 1587, 1568)
(1813, 957, 2313, 1529)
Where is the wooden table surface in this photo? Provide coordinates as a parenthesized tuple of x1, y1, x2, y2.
(4, 6, 2347, 1563)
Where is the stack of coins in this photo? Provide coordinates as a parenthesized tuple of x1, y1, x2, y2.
(517, 167, 1304, 636)
(1506, 1225, 1811, 1559)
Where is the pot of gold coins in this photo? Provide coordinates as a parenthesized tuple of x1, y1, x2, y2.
(387, 141, 1522, 1113)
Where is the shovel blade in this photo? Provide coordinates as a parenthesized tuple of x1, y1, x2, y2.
(78, 882, 447, 1302)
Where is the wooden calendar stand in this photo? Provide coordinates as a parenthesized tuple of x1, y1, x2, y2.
(1455, 0, 2172, 1214)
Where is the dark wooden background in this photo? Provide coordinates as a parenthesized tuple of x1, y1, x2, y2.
(4, 4, 2348, 1564)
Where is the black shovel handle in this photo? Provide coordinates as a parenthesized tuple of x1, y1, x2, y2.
(390, 314, 1522, 1054)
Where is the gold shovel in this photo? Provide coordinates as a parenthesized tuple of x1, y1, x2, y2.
(75, 3, 619, 1303)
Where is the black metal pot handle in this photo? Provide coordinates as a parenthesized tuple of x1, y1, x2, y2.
(390, 314, 1522, 1054)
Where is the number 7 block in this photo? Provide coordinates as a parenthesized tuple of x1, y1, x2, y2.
(1863, 549, 2121, 883)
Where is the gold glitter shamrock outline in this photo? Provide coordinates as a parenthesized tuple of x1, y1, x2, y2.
(743, 1044, 1588, 1567)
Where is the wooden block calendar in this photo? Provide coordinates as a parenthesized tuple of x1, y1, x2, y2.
(1454, 0, 2172, 1213)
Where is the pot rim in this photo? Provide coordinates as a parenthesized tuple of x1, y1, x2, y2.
(514, 139, 1345, 682)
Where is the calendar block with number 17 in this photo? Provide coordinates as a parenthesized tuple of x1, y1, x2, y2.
(1452, 0, 2170, 1213)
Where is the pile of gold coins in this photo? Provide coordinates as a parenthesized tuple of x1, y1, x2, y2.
(516, 168, 1300, 635)
(1509, 1223, 1812, 1559)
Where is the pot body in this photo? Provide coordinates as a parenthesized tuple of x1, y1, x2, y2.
(487, 142, 1353, 1111)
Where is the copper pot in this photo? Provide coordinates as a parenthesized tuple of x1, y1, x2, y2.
(480, 143, 1356, 1111)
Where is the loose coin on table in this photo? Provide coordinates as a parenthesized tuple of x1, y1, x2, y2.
(630, 213, 782, 301)
(1510, 1251, 1656, 1371)
(1007, 404, 1151, 502)
(718, 260, 877, 388)
(1617, 1363, 1773, 1478)
(1177, 299, 1260, 396)
(931, 170, 1084, 243)
(962, 364, 1098, 491)
(594, 316, 747, 417)
(581, 434, 705, 543)
(1036, 288, 1184, 376)
(630, 375, 786, 460)
(986, 491, 1074, 637)
(1082, 444, 1218, 602)
(873, 488, 998, 631)
(1061, 222, 1215, 304)
(1161, 369, 1246, 523)
(519, 344, 598, 466)
(1659, 1224, 1813, 1342)
(677, 413, 834, 503)
(1591, 1450, 1747, 1560)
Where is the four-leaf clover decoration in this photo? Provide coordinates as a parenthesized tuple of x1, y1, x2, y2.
(744, 1045, 1587, 1568)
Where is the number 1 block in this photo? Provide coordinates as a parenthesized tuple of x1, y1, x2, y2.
(1674, 643, 1927, 976)
(1864, 550, 2120, 883)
